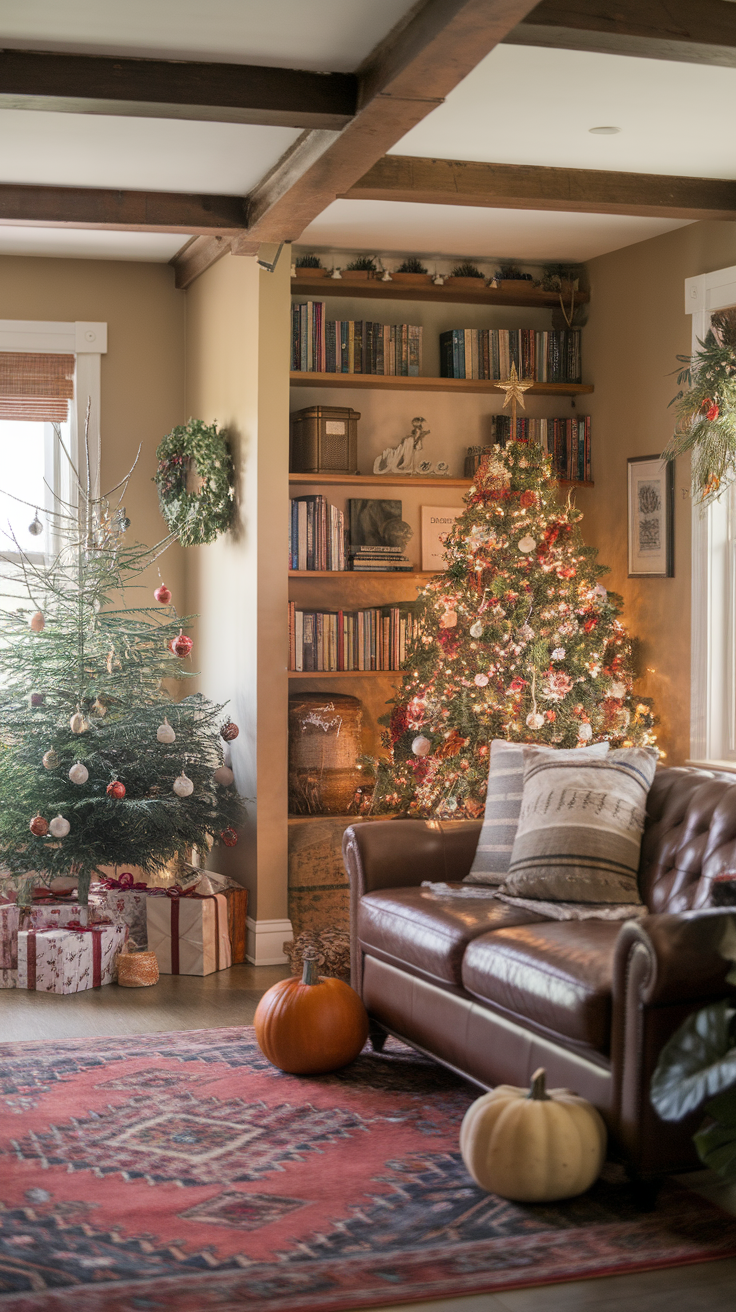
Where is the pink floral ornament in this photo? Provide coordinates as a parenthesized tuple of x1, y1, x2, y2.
(541, 670, 574, 702)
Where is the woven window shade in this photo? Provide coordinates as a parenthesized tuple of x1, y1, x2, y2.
(0, 353, 74, 422)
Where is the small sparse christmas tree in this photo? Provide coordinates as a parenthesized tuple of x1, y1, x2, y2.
(371, 439, 657, 819)
(0, 423, 245, 904)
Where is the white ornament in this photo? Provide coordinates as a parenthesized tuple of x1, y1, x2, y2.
(69, 712, 88, 734)
(526, 712, 545, 730)
(578, 722, 593, 740)
(551, 647, 566, 661)
(69, 762, 89, 785)
(518, 535, 537, 553)
(49, 815, 70, 838)
(412, 735, 432, 757)
(157, 718, 176, 744)
(474, 673, 489, 687)
(213, 765, 235, 787)
(610, 681, 627, 699)
(469, 620, 484, 639)
(173, 771, 194, 797)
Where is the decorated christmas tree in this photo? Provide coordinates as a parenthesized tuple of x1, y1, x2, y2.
(0, 425, 245, 905)
(371, 439, 657, 819)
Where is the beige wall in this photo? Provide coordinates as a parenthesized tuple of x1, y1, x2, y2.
(185, 250, 291, 921)
(0, 255, 187, 601)
(583, 221, 736, 764)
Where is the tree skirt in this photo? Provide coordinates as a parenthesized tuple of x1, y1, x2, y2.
(1, 1028, 736, 1312)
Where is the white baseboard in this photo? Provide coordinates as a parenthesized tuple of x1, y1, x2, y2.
(245, 916, 293, 965)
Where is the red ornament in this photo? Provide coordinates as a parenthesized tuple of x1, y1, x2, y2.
(707, 402, 720, 421)
(520, 490, 537, 508)
(220, 828, 238, 847)
(169, 631, 193, 658)
(106, 780, 126, 799)
(29, 814, 49, 836)
(154, 583, 172, 605)
(220, 721, 240, 742)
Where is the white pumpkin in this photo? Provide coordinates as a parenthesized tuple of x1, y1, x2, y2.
(460, 1067, 606, 1202)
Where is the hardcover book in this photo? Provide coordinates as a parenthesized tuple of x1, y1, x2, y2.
(421, 506, 463, 572)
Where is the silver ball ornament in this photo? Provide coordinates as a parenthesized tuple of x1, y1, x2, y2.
(69, 762, 89, 785)
(213, 765, 234, 787)
(470, 620, 484, 639)
(42, 749, 59, 770)
(526, 712, 545, 731)
(48, 815, 70, 838)
(173, 771, 194, 798)
(412, 735, 432, 757)
(70, 712, 89, 734)
(28, 512, 43, 537)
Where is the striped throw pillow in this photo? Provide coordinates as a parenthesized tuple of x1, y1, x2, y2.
(502, 746, 658, 904)
(464, 739, 610, 887)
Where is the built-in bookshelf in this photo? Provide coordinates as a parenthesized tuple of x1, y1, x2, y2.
(287, 274, 594, 833)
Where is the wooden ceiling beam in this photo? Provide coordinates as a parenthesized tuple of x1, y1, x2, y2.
(0, 49, 357, 129)
(0, 184, 247, 235)
(342, 155, 736, 221)
(207, 0, 541, 268)
(502, 0, 736, 68)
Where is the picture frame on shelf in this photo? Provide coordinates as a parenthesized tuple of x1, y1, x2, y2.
(627, 456, 674, 578)
(421, 506, 463, 572)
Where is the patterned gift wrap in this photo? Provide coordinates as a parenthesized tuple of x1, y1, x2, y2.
(17, 921, 129, 993)
(0, 902, 20, 977)
(146, 891, 232, 976)
(90, 874, 151, 950)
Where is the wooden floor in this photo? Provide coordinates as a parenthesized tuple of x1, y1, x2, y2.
(1, 969, 735, 1310)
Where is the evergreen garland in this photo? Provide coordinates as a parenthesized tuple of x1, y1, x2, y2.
(154, 419, 234, 547)
(664, 310, 736, 504)
(370, 440, 656, 819)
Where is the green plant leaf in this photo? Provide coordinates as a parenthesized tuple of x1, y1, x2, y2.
(650, 1001, 736, 1121)
(694, 1118, 736, 1180)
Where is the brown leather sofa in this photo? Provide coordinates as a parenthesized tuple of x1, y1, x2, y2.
(343, 766, 736, 1180)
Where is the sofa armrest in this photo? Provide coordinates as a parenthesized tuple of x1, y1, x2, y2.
(614, 909, 736, 1008)
(342, 819, 482, 898)
(343, 819, 482, 994)
(611, 909, 736, 1176)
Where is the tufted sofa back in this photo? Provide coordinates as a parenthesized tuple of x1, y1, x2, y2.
(640, 766, 736, 911)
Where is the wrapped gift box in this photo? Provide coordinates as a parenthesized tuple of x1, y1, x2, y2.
(17, 921, 128, 993)
(1, 898, 97, 989)
(0, 901, 20, 973)
(146, 892, 231, 976)
(194, 873, 248, 964)
(89, 876, 151, 950)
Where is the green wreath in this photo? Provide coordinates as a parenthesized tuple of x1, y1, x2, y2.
(154, 419, 235, 547)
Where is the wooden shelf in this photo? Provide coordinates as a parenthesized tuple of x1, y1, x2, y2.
(288, 669, 401, 678)
(290, 372, 593, 396)
(289, 472, 593, 488)
(288, 813, 387, 826)
(289, 569, 434, 579)
(291, 277, 589, 309)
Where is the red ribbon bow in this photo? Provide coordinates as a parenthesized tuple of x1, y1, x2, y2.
(100, 872, 148, 891)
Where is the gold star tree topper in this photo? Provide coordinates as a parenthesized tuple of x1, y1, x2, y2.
(494, 362, 534, 433)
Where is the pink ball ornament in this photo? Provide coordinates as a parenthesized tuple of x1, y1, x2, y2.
(412, 735, 432, 757)
(154, 583, 172, 605)
(474, 673, 489, 688)
(169, 631, 193, 658)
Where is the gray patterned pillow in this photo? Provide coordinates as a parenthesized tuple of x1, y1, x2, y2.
(502, 746, 658, 904)
(464, 739, 610, 886)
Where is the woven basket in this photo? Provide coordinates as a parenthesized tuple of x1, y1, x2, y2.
(117, 950, 159, 988)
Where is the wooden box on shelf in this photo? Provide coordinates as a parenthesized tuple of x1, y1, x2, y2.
(290, 405, 360, 476)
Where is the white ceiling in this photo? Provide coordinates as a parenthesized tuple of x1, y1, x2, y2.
(392, 44, 736, 180)
(298, 199, 692, 264)
(0, 0, 417, 69)
(0, 110, 299, 194)
(0, 227, 183, 261)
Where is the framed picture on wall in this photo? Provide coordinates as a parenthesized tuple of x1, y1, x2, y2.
(627, 456, 674, 577)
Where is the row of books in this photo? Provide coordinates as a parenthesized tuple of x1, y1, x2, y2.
(288, 603, 417, 672)
(439, 329, 581, 384)
(290, 496, 346, 572)
(464, 416, 591, 482)
(291, 303, 423, 376)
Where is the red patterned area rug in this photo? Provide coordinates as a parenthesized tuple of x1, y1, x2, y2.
(1, 1027, 736, 1312)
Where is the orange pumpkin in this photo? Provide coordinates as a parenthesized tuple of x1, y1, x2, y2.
(255, 955, 369, 1074)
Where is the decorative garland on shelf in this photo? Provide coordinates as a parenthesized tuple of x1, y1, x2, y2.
(664, 309, 736, 504)
(154, 419, 235, 547)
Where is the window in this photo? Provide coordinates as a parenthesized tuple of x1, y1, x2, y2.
(686, 266, 736, 765)
(0, 321, 107, 568)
